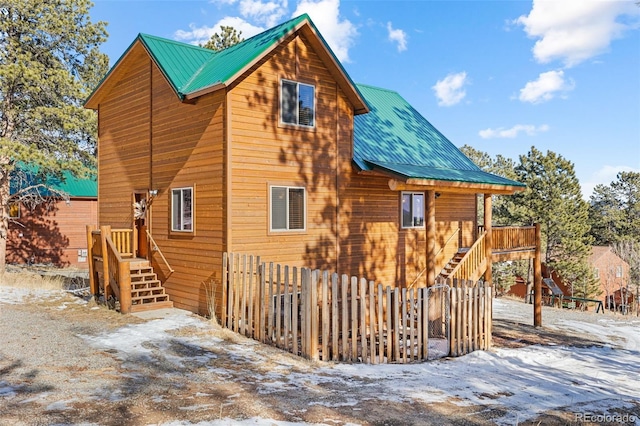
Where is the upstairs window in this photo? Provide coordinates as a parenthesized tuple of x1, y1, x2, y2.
(402, 192, 425, 228)
(171, 187, 193, 232)
(593, 268, 599, 279)
(616, 265, 623, 278)
(281, 79, 315, 127)
(270, 186, 306, 232)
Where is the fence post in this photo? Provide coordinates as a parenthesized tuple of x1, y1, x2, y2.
(311, 270, 319, 361)
(100, 225, 111, 300)
(86, 225, 97, 298)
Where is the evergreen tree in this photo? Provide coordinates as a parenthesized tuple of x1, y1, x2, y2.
(589, 172, 640, 245)
(201, 26, 244, 51)
(506, 147, 594, 295)
(0, 0, 108, 274)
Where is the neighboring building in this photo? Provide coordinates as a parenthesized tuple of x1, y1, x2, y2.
(7, 170, 97, 269)
(84, 14, 536, 315)
(591, 246, 630, 307)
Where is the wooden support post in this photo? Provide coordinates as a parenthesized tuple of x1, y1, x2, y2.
(483, 194, 492, 284)
(426, 190, 436, 287)
(118, 261, 132, 314)
(86, 225, 97, 298)
(100, 225, 111, 300)
(533, 222, 542, 327)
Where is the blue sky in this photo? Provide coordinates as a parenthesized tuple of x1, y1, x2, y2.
(90, 0, 640, 198)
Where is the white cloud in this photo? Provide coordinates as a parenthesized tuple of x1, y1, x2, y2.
(519, 70, 574, 104)
(582, 165, 640, 199)
(516, 0, 640, 67)
(386, 22, 407, 52)
(292, 0, 358, 63)
(432, 72, 468, 107)
(238, 0, 288, 27)
(174, 17, 264, 46)
(479, 124, 550, 139)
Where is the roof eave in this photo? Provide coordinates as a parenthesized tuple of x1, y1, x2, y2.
(84, 37, 145, 110)
(388, 177, 526, 195)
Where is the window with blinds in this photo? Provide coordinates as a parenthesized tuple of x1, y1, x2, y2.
(171, 187, 193, 232)
(270, 185, 306, 231)
(401, 192, 425, 228)
(280, 79, 315, 127)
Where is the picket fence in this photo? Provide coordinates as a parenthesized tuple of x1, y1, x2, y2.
(221, 253, 492, 363)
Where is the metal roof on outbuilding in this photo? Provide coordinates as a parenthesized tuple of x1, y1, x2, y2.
(11, 166, 97, 198)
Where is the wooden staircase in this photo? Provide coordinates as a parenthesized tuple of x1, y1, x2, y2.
(127, 259, 174, 313)
(438, 249, 467, 281)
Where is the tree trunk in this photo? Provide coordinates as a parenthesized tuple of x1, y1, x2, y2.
(0, 164, 10, 276)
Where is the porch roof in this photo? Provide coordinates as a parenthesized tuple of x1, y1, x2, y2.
(353, 84, 525, 193)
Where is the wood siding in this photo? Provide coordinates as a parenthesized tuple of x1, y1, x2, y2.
(97, 42, 225, 314)
(7, 198, 97, 268)
(228, 34, 344, 271)
(338, 174, 477, 289)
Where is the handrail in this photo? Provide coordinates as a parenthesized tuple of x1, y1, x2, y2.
(449, 231, 487, 282)
(103, 230, 132, 313)
(408, 226, 460, 289)
(492, 226, 536, 252)
(146, 230, 175, 277)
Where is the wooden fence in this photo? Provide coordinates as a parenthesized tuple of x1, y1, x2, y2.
(221, 253, 492, 363)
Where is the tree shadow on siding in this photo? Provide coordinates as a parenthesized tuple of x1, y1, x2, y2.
(7, 204, 69, 267)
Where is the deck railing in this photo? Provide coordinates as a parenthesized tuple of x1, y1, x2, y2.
(491, 226, 536, 252)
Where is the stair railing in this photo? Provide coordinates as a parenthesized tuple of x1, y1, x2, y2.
(408, 226, 460, 289)
(146, 230, 175, 278)
(100, 226, 133, 313)
(448, 231, 487, 282)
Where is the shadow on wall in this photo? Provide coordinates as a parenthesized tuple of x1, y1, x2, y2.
(7, 203, 70, 267)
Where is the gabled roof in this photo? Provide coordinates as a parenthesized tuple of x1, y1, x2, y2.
(85, 14, 368, 113)
(10, 166, 97, 199)
(353, 84, 525, 193)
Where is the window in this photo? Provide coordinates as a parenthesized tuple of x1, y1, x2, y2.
(401, 192, 424, 228)
(593, 268, 599, 279)
(171, 187, 193, 232)
(616, 265, 623, 278)
(270, 186, 305, 231)
(280, 79, 315, 127)
(8, 203, 20, 219)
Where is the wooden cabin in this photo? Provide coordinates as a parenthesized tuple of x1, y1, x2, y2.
(84, 14, 541, 316)
(8, 170, 97, 269)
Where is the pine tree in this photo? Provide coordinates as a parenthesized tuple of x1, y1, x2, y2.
(0, 0, 108, 274)
(506, 147, 595, 296)
(201, 26, 244, 51)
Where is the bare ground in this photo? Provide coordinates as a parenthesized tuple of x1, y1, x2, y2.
(0, 288, 637, 426)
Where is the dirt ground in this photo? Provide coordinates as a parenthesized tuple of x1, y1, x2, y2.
(0, 286, 637, 426)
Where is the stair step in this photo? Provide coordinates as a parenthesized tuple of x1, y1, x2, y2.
(132, 294, 170, 303)
(131, 287, 165, 297)
(131, 280, 161, 289)
(130, 300, 174, 313)
(131, 272, 158, 281)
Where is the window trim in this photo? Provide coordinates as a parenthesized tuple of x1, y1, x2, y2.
(269, 184, 307, 233)
(616, 265, 623, 278)
(279, 79, 316, 128)
(171, 186, 194, 233)
(401, 191, 425, 229)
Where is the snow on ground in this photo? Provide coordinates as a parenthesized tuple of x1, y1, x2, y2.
(2, 282, 639, 425)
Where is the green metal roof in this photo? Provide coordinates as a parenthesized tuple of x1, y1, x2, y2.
(353, 84, 525, 188)
(11, 166, 97, 198)
(138, 14, 313, 98)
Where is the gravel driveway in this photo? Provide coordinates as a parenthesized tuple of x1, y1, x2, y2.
(1, 284, 639, 426)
